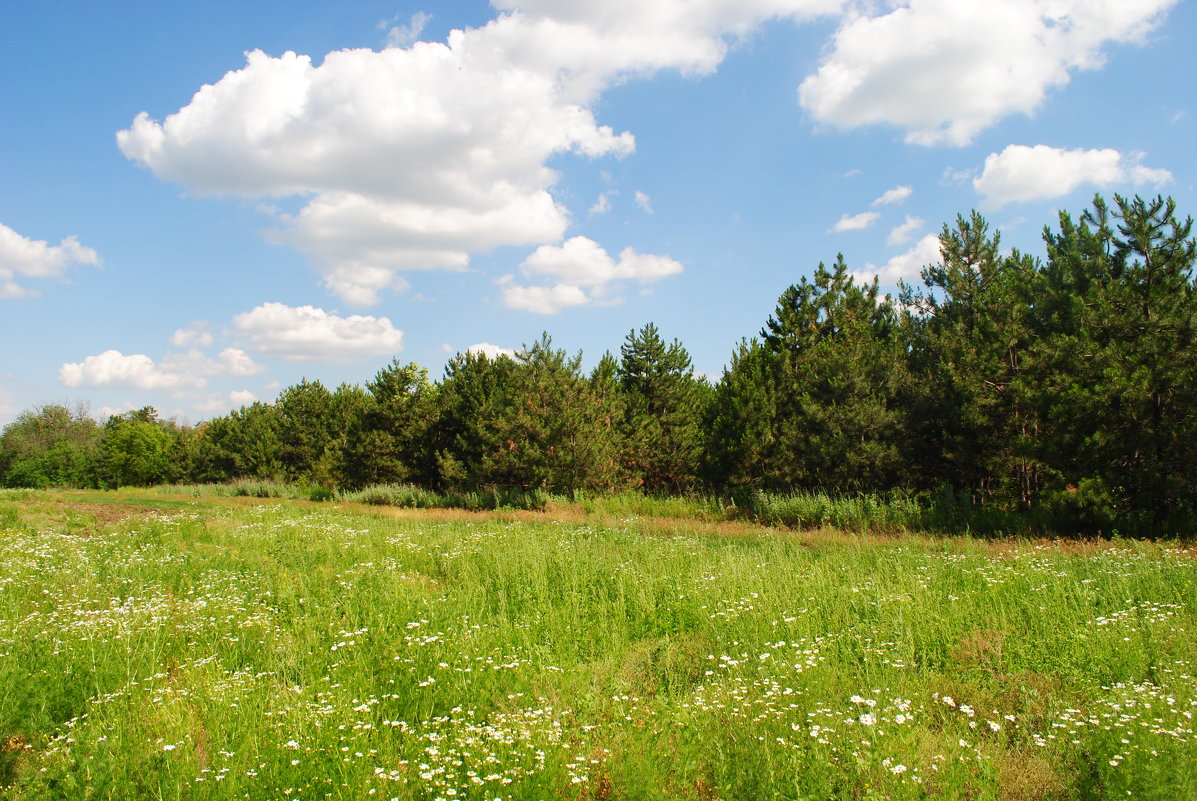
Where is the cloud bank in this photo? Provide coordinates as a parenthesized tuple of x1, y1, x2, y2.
(973, 144, 1172, 207)
(800, 0, 1177, 145)
(502, 236, 683, 314)
(0, 222, 100, 299)
(117, 0, 842, 306)
(231, 302, 404, 361)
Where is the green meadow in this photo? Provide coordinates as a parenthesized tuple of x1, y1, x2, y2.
(1, 489, 1194, 800)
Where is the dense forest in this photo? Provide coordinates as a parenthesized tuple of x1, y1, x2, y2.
(4, 195, 1196, 535)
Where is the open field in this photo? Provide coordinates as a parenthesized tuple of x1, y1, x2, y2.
(1, 489, 1195, 800)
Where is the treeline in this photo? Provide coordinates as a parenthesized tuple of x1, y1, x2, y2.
(3, 195, 1196, 535)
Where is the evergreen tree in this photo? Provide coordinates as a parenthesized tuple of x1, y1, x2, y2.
(342, 361, 434, 489)
(704, 339, 778, 491)
(760, 257, 908, 492)
(1033, 194, 1197, 531)
(196, 402, 283, 481)
(905, 213, 1043, 505)
(617, 323, 706, 494)
(430, 336, 620, 495)
(275, 379, 335, 483)
(588, 352, 632, 491)
(429, 348, 520, 492)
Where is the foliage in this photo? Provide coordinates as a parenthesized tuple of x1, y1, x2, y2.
(4, 194, 1196, 535)
(0, 404, 99, 488)
(342, 361, 435, 489)
(617, 323, 708, 494)
(430, 335, 621, 495)
(99, 408, 176, 488)
(3, 492, 1195, 799)
(1031, 195, 1197, 532)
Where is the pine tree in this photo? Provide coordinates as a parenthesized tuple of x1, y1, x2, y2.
(760, 257, 908, 492)
(342, 361, 433, 489)
(617, 323, 706, 494)
(1033, 194, 1197, 531)
(704, 339, 778, 491)
(906, 212, 1042, 506)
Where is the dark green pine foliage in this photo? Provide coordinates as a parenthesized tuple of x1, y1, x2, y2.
(196, 401, 283, 481)
(760, 256, 908, 493)
(493, 335, 621, 495)
(320, 383, 373, 487)
(1032, 195, 1197, 531)
(431, 335, 619, 495)
(274, 379, 336, 483)
(905, 213, 1043, 506)
(341, 361, 434, 489)
(704, 339, 779, 491)
(429, 348, 521, 492)
(588, 352, 632, 491)
(617, 323, 707, 494)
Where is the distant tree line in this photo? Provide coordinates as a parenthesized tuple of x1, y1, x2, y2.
(4, 195, 1195, 534)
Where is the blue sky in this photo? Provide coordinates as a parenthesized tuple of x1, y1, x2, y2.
(2, 0, 1194, 426)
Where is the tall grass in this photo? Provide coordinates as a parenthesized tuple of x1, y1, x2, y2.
(1, 489, 1194, 799)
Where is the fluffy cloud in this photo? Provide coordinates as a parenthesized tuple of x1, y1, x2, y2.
(231, 302, 404, 361)
(589, 192, 613, 215)
(502, 236, 683, 313)
(60, 350, 206, 391)
(0, 386, 18, 423)
(197, 389, 259, 413)
(872, 186, 912, 206)
(466, 342, 518, 360)
(634, 190, 654, 214)
(0, 222, 100, 299)
(60, 344, 265, 393)
(502, 283, 592, 314)
(160, 347, 266, 378)
(830, 211, 879, 232)
(852, 233, 941, 286)
(973, 145, 1173, 208)
(170, 322, 214, 348)
(887, 214, 924, 246)
(799, 0, 1177, 145)
(383, 11, 432, 48)
(229, 389, 258, 406)
(117, 1, 842, 304)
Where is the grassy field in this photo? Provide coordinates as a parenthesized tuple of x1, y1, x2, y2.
(0, 489, 1194, 800)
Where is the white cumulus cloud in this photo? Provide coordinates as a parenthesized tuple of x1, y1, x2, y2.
(973, 144, 1173, 208)
(231, 302, 404, 361)
(830, 211, 879, 232)
(589, 192, 614, 215)
(383, 11, 432, 48)
(170, 321, 214, 348)
(229, 389, 258, 406)
(60, 350, 205, 391)
(196, 389, 261, 414)
(502, 236, 683, 314)
(887, 214, 925, 246)
(872, 185, 912, 206)
(502, 283, 592, 315)
(60, 341, 266, 393)
(466, 342, 518, 360)
(0, 222, 100, 299)
(799, 0, 1178, 146)
(116, 1, 842, 304)
(852, 233, 941, 286)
